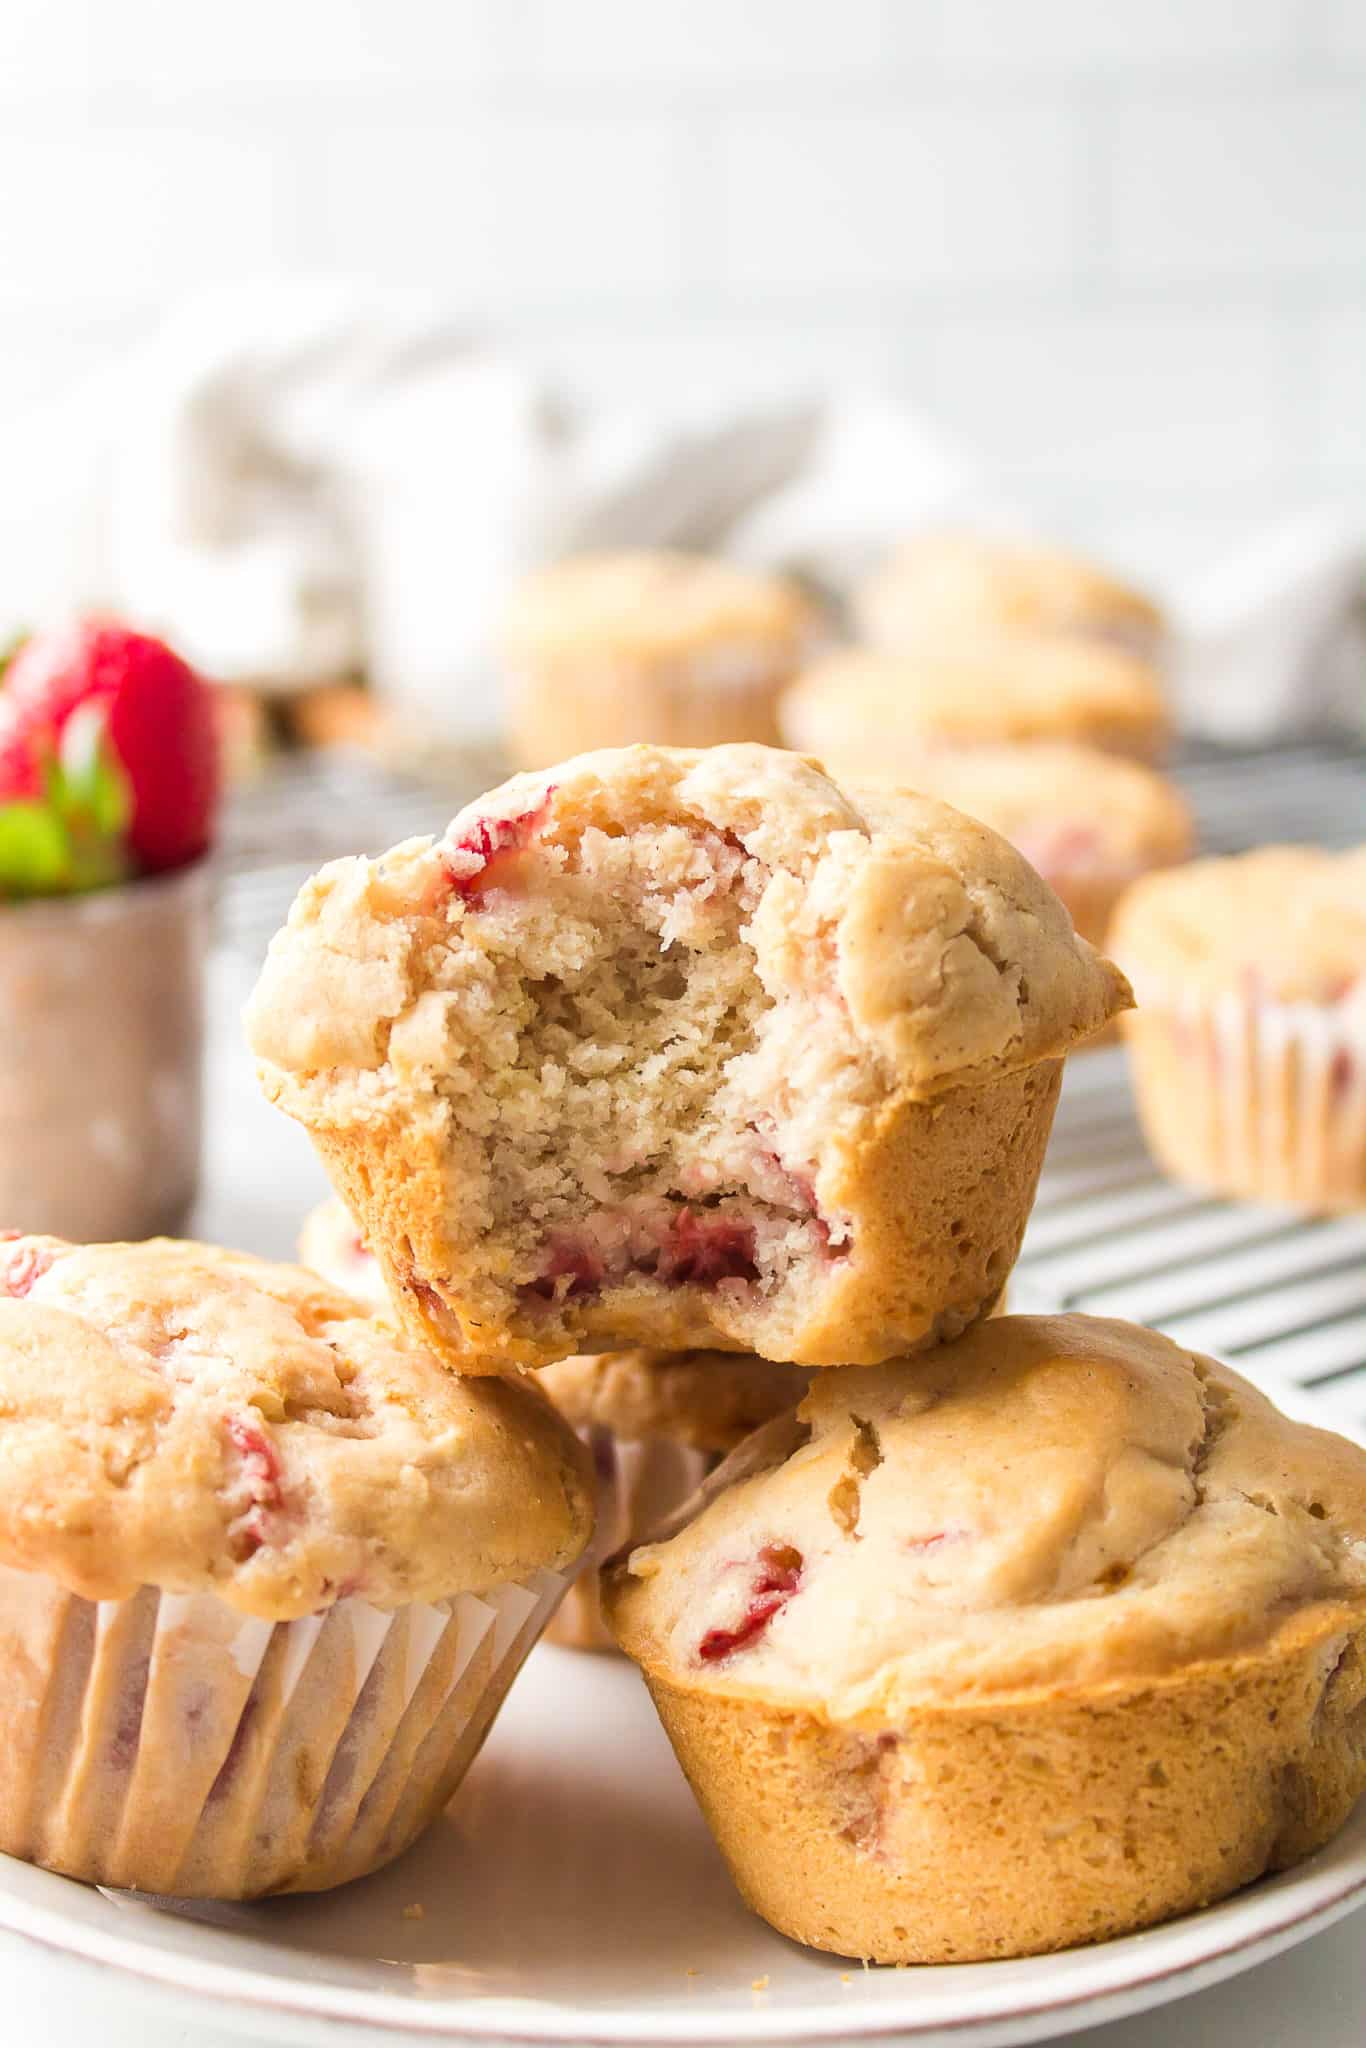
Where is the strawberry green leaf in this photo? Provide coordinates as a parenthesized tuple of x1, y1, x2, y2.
(59, 700, 131, 836)
(0, 801, 71, 895)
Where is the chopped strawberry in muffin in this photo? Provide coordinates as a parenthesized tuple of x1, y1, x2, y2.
(698, 1542, 803, 1663)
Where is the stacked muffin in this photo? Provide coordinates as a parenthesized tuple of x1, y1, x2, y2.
(274, 737, 1115, 1657)
(241, 739, 1366, 1961)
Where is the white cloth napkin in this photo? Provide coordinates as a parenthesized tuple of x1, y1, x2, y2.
(1, 289, 1361, 744)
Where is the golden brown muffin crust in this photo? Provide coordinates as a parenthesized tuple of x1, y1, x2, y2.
(0, 1236, 593, 1618)
(607, 1314, 1366, 1711)
(604, 1312, 1366, 1965)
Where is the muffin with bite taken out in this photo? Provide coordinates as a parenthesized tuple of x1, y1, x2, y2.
(250, 743, 1128, 1373)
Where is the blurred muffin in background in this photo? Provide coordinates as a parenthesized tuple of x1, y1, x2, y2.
(792, 739, 1192, 956)
(502, 550, 820, 769)
(781, 637, 1170, 765)
(1111, 846, 1366, 1212)
(854, 533, 1166, 663)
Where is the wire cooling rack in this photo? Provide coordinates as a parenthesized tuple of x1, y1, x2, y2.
(1012, 1047, 1366, 1438)
(220, 734, 1366, 1433)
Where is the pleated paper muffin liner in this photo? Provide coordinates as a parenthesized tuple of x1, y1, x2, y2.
(549, 1429, 713, 1654)
(1124, 987, 1366, 1211)
(0, 1559, 566, 1898)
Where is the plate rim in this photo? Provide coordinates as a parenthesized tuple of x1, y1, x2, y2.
(2, 1814, 1366, 2048)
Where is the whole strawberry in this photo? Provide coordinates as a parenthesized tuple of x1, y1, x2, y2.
(3, 622, 221, 873)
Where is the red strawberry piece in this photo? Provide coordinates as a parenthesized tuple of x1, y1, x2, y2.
(408, 1273, 449, 1322)
(522, 1232, 607, 1304)
(4, 621, 221, 872)
(656, 1209, 758, 1289)
(225, 1415, 283, 1509)
(0, 1241, 54, 1297)
(224, 1414, 285, 1560)
(698, 1542, 803, 1662)
(443, 788, 555, 903)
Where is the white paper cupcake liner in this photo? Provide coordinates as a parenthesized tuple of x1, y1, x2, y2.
(1125, 986, 1366, 1210)
(549, 1429, 714, 1654)
(0, 1560, 566, 1898)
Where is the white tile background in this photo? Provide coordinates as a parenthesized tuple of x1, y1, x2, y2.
(1, 0, 1364, 587)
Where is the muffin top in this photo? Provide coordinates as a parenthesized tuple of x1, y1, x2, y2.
(1111, 845, 1366, 1005)
(298, 1196, 388, 1314)
(605, 1313, 1366, 1715)
(781, 640, 1170, 759)
(248, 742, 1130, 1108)
(0, 1235, 593, 1618)
(892, 742, 1194, 875)
(502, 551, 816, 664)
(542, 1349, 811, 1455)
(854, 533, 1164, 653)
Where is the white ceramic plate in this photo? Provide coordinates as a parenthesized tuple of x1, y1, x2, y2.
(1, 1647, 1365, 2048)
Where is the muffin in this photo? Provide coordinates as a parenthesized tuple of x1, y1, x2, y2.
(249, 743, 1128, 1370)
(810, 741, 1193, 953)
(781, 640, 1171, 765)
(605, 1313, 1366, 1964)
(0, 1234, 592, 1898)
(502, 551, 819, 769)
(853, 533, 1165, 662)
(1111, 845, 1366, 1211)
(541, 1349, 811, 1653)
